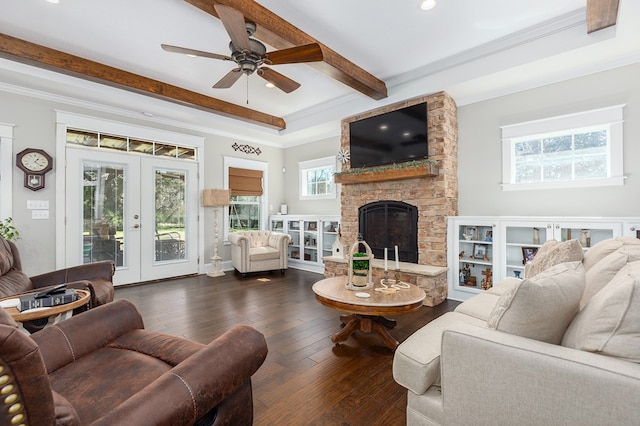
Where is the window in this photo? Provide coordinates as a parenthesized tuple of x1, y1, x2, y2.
(299, 156, 336, 199)
(223, 157, 268, 239)
(501, 105, 624, 190)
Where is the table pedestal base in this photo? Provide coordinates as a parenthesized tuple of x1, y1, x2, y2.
(332, 314, 399, 350)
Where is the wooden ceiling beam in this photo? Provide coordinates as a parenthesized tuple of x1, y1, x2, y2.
(0, 33, 286, 130)
(184, 0, 388, 101)
(586, 0, 620, 33)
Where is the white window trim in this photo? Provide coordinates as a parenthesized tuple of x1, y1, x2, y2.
(501, 105, 625, 191)
(223, 156, 268, 242)
(298, 156, 336, 200)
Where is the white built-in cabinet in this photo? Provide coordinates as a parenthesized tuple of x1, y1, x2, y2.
(448, 216, 638, 301)
(270, 215, 340, 273)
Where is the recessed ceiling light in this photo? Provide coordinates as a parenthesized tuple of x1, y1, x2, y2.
(419, 0, 436, 11)
(265, 82, 275, 89)
(45, 0, 60, 4)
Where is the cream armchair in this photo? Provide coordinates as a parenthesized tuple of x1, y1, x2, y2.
(228, 231, 291, 277)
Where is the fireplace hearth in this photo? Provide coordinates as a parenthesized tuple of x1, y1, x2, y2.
(358, 201, 418, 264)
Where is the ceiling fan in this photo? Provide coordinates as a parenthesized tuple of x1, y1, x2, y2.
(161, 4, 323, 93)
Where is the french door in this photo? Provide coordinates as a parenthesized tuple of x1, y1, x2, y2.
(65, 148, 199, 285)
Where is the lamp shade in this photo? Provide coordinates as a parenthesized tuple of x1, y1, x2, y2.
(202, 189, 230, 207)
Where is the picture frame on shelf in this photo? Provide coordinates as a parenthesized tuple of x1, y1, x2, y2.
(484, 230, 493, 242)
(308, 222, 317, 231)
(464, 226, 477, 240)
(522, 247, 539, 264)
(472, 243, 487, 259)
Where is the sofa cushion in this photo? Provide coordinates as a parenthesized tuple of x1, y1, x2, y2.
(582, 236, 640, 271)
(487, 261, 585, 344)
(454, 293, 501, 321)
(524, 239, 584, 279)
(563, 260, 640, 363)
(580, 243, 640, 309)
(249, 246, 280, 262)
(0, 238, 14, 275)
(393, 311, 487, 395)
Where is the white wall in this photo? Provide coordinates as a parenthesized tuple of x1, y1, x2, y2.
(457, 62, 640, 217)
(282, 136, 341, 215)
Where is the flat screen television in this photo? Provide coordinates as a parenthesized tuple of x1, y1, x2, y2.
(349, 102, 428, 169)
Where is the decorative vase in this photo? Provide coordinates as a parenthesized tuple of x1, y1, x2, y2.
(347, 239, 373, 290)
(533, 227, 540, 245)
(514, 270, 521, 279)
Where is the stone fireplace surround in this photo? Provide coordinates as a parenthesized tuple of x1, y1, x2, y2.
(324, 92, 458, 306)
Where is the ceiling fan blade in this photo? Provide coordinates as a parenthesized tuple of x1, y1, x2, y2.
(213, 68, 244, 88)
(259, 67, 301, 93)
(263, 43, 323, 65)
(214, 4, 251, 51)
(161, 44, 232, 61)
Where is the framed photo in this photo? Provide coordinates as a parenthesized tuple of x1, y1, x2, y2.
(307, 222, 317, 231)
(473, 244, 487, 259)
(464, 226, 477, 240)
(484, 230, 493, 242)
(522, 247, 539, 264)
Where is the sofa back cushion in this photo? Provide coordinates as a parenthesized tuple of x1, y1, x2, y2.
(488, 261, 585, 344)
(524, 239, 584, 279)
(562, 260, 640, 363)
(0, 238, 14, 275)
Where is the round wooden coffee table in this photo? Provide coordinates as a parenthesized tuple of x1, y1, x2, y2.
(312, 276, 425, 350)
(0, 289, 91, 327)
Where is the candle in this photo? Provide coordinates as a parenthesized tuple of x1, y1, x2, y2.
(384, 248, 388, 271)
(395, 245, 400, 269)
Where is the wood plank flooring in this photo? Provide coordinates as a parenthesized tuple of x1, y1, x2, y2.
(114, 268, 458, 426)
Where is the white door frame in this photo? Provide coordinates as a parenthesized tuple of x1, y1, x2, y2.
(0, 123, 14, 220)
(55, 111, 205, 274)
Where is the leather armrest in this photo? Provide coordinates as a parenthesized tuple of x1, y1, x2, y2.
(30, 261, 114, 289)
(31, 300, 144, 373)
(91, 325, 268, 425)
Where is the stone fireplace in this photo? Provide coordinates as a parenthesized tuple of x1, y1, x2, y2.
(324, 91, 458, 306)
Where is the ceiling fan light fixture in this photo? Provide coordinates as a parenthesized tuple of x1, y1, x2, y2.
(419, 0, 437, 11)
(265, 82, 276, 89)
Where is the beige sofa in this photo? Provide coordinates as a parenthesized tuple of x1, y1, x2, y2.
(228, 230, 291, 277)
(394, 237, 640, 425)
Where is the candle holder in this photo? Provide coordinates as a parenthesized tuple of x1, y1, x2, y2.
(380, 270, 397, 287)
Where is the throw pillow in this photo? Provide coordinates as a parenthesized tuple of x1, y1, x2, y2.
(563, 260, 640, 363)
(524, 239, 584, 279)
(582, 236, 640, 271)
(581, 244, 640, 309)
(487, 261, 585, 344)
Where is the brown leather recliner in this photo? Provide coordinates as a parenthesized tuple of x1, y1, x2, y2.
(0, 237, 114, 308)
(0, 299, 268, 425)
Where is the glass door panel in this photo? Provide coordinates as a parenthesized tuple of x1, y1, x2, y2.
(82, 162, 125, 267)
(154, 169, 187, 262)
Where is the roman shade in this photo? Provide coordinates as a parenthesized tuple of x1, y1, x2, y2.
(229, 167, 263, 196)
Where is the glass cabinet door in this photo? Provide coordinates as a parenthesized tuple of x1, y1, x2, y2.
(553, 222, 621, 249)
(303, 220, 319, 263)
(271, 218, 284, 232)
(321, 220, 340, 261)
(454, 220, 496, 294)
(287, 219, 301, 259)
(502, 221, 549, 280)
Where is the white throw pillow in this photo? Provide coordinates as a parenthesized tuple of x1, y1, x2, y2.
(488, 261, 585, 344)
(582, 236, 640, 271)
(563, 260, 640, 363)
(524, 239, 584, 279)
(581, 244, 640, 309)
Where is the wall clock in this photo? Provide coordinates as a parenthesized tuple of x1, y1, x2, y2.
(16, 148, 53, 191)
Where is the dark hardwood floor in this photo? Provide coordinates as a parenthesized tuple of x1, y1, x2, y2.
(114, 268, 458, 426)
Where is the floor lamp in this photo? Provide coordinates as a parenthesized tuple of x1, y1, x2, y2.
(203, 189, 230, 277)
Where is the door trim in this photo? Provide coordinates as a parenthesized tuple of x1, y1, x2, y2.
(55, 111, 206, 274)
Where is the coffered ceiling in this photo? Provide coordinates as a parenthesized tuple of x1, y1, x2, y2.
(0, 0, 637, 146)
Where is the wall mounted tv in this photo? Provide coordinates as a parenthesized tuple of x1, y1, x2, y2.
(349, 102, 428, 169)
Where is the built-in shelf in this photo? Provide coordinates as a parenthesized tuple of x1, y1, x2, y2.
(334, 165, 438, 184)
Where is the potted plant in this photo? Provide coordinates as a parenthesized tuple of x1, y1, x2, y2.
(0, 217, 19, 242)
(351, 252, 370, 287)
